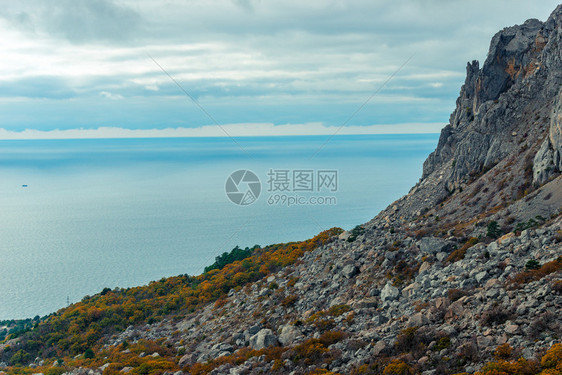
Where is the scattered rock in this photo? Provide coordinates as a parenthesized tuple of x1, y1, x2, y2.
(178, 353, 197, 368)
(418, 237, 451, 254)
(249, 329, 278, 350)
(381, 283, 400, 302)
(354, 297, 378, 309)
(407, 312, 429, 327)
(278, 326, 302, 346)
(342, 264, 359, 278)
(372, 340, 387, 356)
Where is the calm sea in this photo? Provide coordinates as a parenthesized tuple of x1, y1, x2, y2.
(0, 134, 438, 319)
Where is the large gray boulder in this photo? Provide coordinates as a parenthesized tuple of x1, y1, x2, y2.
(178, 353, 197, 368)
(278, 325, 302, 346)
(249, 329, 278, 350)
(417, 237, 451, 255)
(341, 264, 359, 278)
(381, 282, 400, 302)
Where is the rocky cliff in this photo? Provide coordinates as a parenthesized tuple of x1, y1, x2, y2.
(422, 9, 562, 190)
(1, 5, 562, 375)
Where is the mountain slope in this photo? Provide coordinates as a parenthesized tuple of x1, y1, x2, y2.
(2, 5, 562, 375)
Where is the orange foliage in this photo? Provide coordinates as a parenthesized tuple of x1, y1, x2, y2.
(509, 257, 562, 286)
(446, 237, 478, 263)
(5, 228, 342, 367)
(383, 360, 414, 375)
(541, 343, 562, 370)
(494, 343, 514, 361)
(478, 343, 562, 375)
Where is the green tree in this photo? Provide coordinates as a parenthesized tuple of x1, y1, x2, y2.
(487, 220, 501, 238)
(10, 349, 31, 366)
(84, 348, 95, 359)
(525, 259, 541, 270)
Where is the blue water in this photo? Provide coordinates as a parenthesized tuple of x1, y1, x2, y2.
(0, 135, 438, 319)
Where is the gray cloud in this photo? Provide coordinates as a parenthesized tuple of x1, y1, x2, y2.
(0, 0, 560, 132)
(0, 0, 142, 43)
(44, 0, 142, 43)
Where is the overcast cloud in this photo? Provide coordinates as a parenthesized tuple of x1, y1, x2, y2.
(0, 0, 559, 137)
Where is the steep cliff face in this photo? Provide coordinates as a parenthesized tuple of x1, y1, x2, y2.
(535, 89, 562, 184)
(373, 5, 562, 237)
(423, 7, 562, 191)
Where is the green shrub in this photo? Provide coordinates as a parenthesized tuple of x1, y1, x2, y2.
(511, 257, 562, 285)
(45, 368, 66, 375)
(204, 245, 259, 273)
(525, 259, 541, 270)
(347, 225, 365, 242)
(84, 348, 95, 359)
(514, 216, 546, 233)
(10, 349, 31, 366)
(434, 336, 451, 351)
(487, 221, 501, 238)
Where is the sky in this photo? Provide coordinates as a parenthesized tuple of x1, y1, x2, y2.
(0, 0, 559, 139)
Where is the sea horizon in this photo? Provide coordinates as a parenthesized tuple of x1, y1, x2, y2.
(0, 134, 438, 320)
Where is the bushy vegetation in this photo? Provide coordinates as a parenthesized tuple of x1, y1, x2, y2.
(0, 228, 342, 367)
(487, 220, 502, 238)
(204, 245, 259, 273)
(187, 330, 347, 375)
(476, 343, 562, 374)
(514, 215, 546, 233)
(509, 257, 562, 286)
(446, 237, 479, 263)
(525, 259, 541, 270)
(0, 317, 40, 341)
(383, 360, 414, 375)
(347, 225, 365, 242)
(305, 305, 351, 332)
(480, 304, 513, 326)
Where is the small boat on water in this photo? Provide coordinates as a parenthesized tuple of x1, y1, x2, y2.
(22, 184, 28, 187)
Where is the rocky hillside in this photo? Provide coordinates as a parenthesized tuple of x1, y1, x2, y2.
(2, 5, 562, 375)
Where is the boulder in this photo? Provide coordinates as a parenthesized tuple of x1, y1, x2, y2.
(249, 329, 278, 350)
(505, 323, 520, 335)
(407, 312, 429, 327)
(178, 353, 197, 368)
(354, 297, 378, 309)
(99, 364, 110, 372)
(338, 231, 350, 240)
(372, 340, 388, 356)
(475, 271, 488, 284)
(418, 261, 431, 275)
(329, 296, 346, 307)
(342, 264, 359, 278)
(444, 300, 466, 321)
(417, 237, 452, 254)
(477, 335, 493, 350)
(381, 283, 400, 302)
(372, 314, 388, 326)
(278, 325, 302, 346)
(402, 282, 420, 298)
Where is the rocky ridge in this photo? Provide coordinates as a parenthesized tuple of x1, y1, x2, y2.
(93, 6, 562, 374)
(111, 219, 561, 374)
